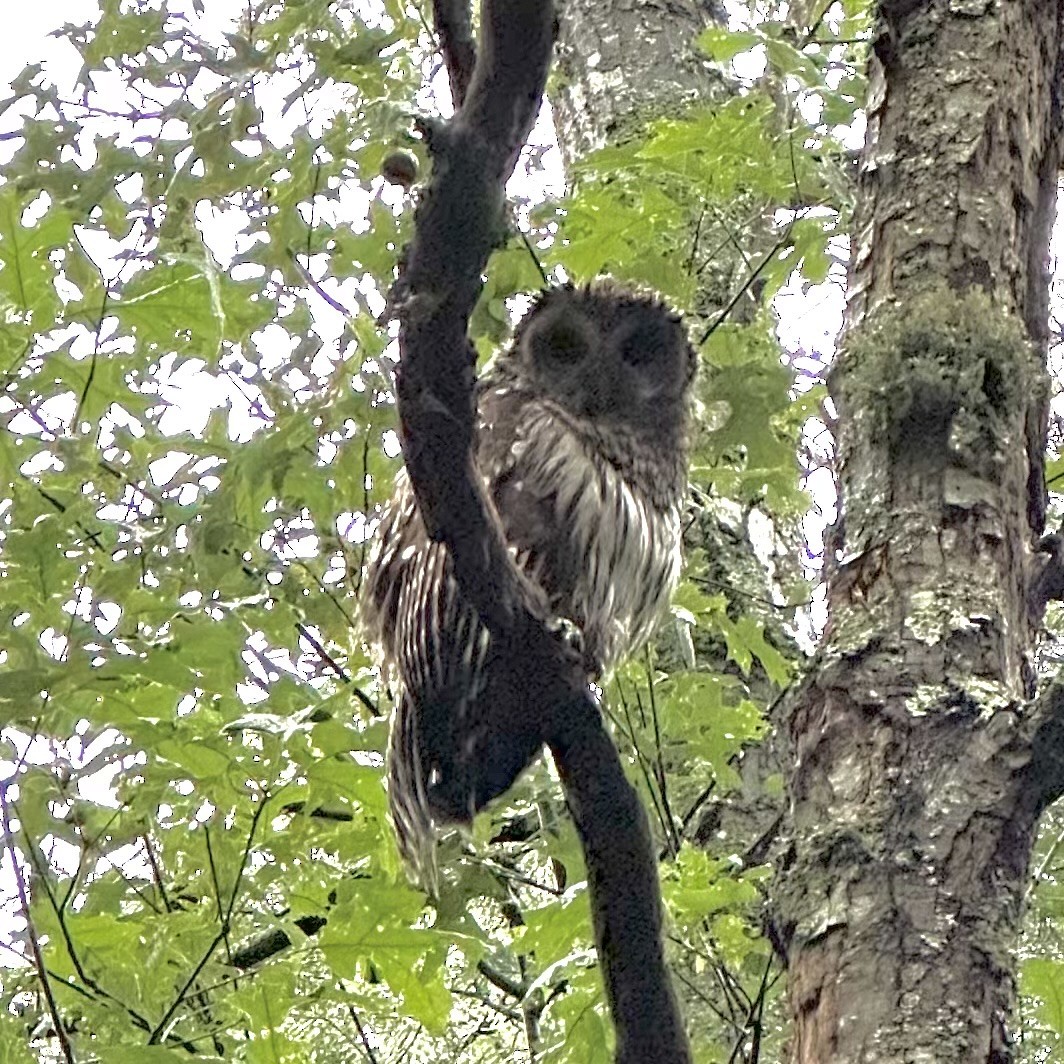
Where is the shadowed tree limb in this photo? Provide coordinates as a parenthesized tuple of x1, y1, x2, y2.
(431, 0, 477, 109)
(1022, 677, 1064, 815)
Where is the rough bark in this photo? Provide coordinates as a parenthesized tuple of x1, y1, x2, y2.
(775, 3, 1064, 1062)
(551, 0, 724, 169)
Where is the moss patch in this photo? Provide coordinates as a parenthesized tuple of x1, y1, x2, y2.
(838, 287, 1036, 473)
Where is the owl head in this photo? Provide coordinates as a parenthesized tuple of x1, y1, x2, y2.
(506, 281, 697, 435)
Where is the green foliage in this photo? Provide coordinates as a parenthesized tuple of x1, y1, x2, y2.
(1021, 808, 1064, 1060)
(0, 1, 864, 1061)
(1022, 956, 1064, 1051)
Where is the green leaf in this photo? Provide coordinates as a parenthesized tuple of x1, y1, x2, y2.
(696, 27, 762, 63)
(521, 886, 593, 963)
(1024, 957, 1064, 1036)
(319, 878, 453, 1032)
(155, 736, 233, 781)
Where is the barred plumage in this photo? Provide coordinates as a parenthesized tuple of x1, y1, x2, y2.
(364, 282, 696, 873)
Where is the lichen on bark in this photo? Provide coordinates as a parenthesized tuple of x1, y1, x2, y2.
(836, 287, 1037, 481)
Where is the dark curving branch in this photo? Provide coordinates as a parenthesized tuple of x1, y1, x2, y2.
(391, 1, 690, 1060)
(395, 0, 554, 636)
(549, 688, 692, 1062)
(432, 0, 477, 109)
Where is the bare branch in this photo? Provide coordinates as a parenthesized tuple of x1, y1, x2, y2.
(1, 785, 75, 1064)
(347, 1004, 380, 1063)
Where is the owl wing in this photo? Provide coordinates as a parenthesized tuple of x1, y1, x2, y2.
(364, 381, 567, 864)
(365, 372, 680, 869)
(365, 379, 570, 682)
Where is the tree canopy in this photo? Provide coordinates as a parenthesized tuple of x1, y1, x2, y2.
(2, 1, 1063, 1062)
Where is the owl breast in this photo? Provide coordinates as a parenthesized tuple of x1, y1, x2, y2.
(495, 389, 682, 675)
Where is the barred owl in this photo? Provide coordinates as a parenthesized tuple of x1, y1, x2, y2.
(365, 282, 696, 870)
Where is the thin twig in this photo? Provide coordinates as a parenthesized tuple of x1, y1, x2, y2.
(606, 681, 671, 842)
(142, 832, 173, 912)
(518, 228, 550, 287)
(295, 622, 351, 684)
(451, 986, 522, 1023)
(726, 952, 776, 1063)
(225, 793, 270, 924)
(644, 653, 682, 855)
(148, 795, 270, 1043)
(700, 220, 801, 346)
(1, 783, 76, 1064)
(204, 828, 236, 965)
(147, 931, 227, 1044)
(347, 1005, 380, 1063)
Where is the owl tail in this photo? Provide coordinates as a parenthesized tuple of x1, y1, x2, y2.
(386, 690, 442, 888)
(386, 685, 546, 885)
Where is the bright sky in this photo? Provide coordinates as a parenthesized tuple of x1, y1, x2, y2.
(3, 5, 107, 89)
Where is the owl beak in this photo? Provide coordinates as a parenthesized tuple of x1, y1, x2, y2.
(580, 376, 615, 417)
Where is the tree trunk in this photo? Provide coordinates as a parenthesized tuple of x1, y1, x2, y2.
(775, 4, 1063, 1062)
(551, 0, 723, 170)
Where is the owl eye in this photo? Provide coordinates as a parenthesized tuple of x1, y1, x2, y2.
(617, 321, 673, 368)
(532, 320, 592, 364)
